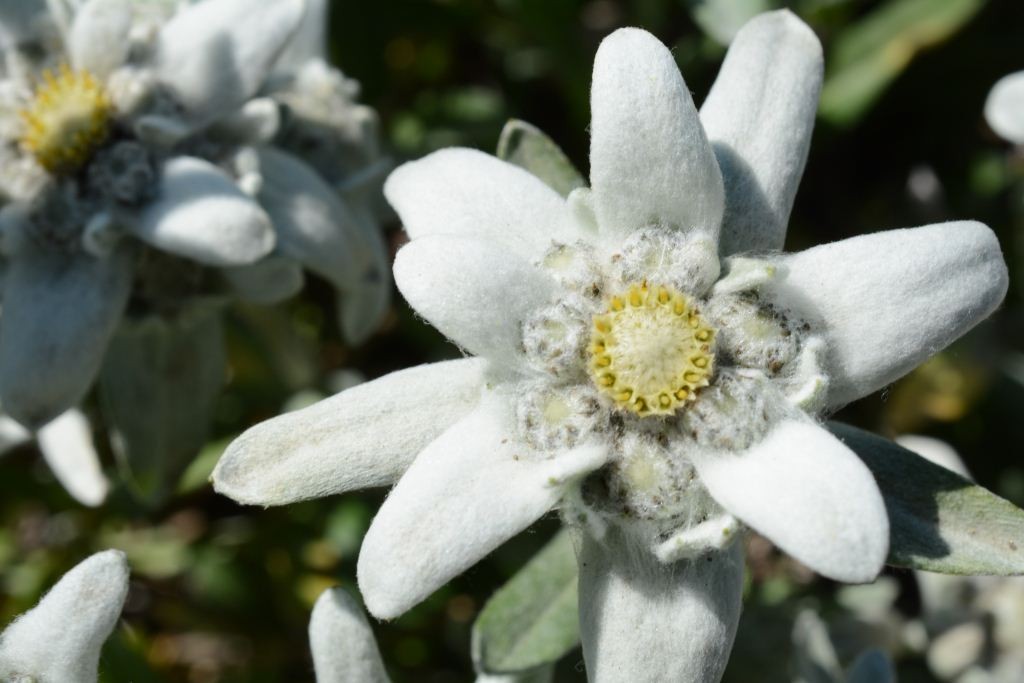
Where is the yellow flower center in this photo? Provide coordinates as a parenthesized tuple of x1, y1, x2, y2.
(20, 65, 112, 173)
(589, 282, 715, 416)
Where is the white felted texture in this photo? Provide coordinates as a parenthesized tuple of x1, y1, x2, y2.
(771, 221, 1008, 409)
(589, 28, 724, 243)
(257, 147, 362, 289)
(0, 247, 133, 429)
(309, 588, 390, 683)
(213, 358, 488, 506)
(896, 435, 972, 480)
(357, 394, 607, 619)
(68, 0, 132, 79)
(37, 408, 109, 507)
(985, 71, 1024, 145)
(222, 254, 305, 305)
(135, 157, 275, 267)
(393, 235, 558, 362)
(577, 527, 744, 683)
(700, 10, 823, 256)
(153, 0, 304, 124)
(273, 0, 327, 76)
(384, 148, 576, 261)
(0, 550, 129, 683)
(689, 418, 889, 583)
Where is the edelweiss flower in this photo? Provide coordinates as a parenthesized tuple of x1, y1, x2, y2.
(986, 71, 1024, 145)
(0, 550, 129, 683)
(0, 0, 389, 431)
(213, 11, 1007, 681)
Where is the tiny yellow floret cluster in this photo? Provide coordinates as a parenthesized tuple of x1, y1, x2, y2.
(589, 282, 715, 416)
(20, 65, 112, 173)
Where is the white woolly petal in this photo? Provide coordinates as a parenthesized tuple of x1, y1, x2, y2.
(0, 415, 31, 455)
(895, 435, 972, 480)
(690, 419, 889, 583)
(770, 221, 1008, 409)
(257, 147, 361, 288)
(589, 28, 723, 244)
(221, 255, 305, 304)
(36, 409, 108, 507)
(68, 0, 132, 79)
(257, 147, 391, 343)
(357, 395, 607, 619)
(577, 528, 744, 683)
(133, 157, 275, 267)
(985, 71, 1024, 145)
(273, 0, 327, 76)
(213, 359, 488, 506)
(0, 550, 129, 682)
(700, 10, 823, 255)
(153, 0, 305, 124)
(309, 588, 390, 683)
(0, 248, 132, 429)
(384, 148, 576, 261)
(394, 235, 557, 362)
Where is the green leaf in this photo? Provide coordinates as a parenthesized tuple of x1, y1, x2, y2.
(472, 529, 581, 674)
(819, 0, 985, 126)
(684, 0, 774, 46)
(830, 422, 1024, 575)
(496, 119, 586, 198)
(100, 304, 226, 506)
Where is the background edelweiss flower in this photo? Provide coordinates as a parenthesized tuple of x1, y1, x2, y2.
(212, 9, 1007, 682)
(0, 0, 390, 503)
(985, 71, 1024, 145)
(0, 549, 129, 683)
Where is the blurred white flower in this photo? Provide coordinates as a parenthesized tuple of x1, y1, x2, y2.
(214, 10, 1007, 681)
(985, 72, 1024, 145)
(0, 550, 129, 683)
(0, 407, 108, 506)
(0, 0, 389, 437)
(792, 609, 895, 683)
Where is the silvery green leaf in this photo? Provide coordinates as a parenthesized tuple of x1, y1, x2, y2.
(830, 422, 1024, 575)
(496, 119, 585, 199)
(685, 0, 773, 46)
(845, 649, 894, 683)
(0, 246, 133, 429)
(99, 304, 225, 505)
(819, 0, 984, 126)
(472, 529, 580, 674)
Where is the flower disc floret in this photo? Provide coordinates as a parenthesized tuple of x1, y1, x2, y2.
(589, 282, 715, 416)
(20, 65, 112, 173)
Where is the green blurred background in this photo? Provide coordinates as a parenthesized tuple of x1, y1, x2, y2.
(3, 0, 1024, 680)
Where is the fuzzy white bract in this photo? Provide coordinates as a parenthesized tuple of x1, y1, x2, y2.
(214, 11, 1008, 682)
(0, 550, 129, 683)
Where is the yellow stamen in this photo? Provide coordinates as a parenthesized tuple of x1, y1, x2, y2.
(19, 64, 111, 173)
(589, 282, 715, 417)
